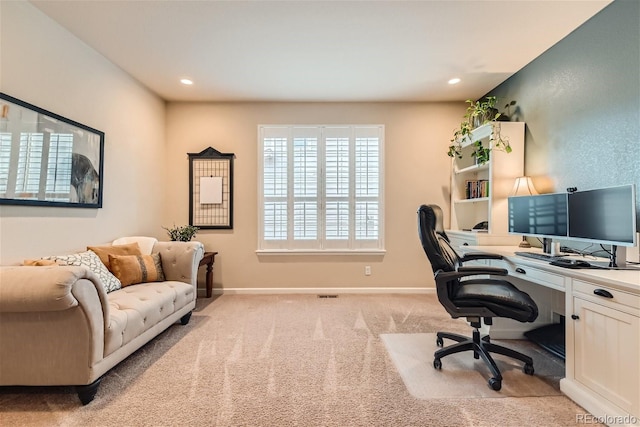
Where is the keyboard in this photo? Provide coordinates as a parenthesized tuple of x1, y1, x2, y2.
(514, 251, 567, 262)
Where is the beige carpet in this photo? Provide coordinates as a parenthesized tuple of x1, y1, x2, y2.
(0, 294, 599, 427)
(381, 333, 562, 399)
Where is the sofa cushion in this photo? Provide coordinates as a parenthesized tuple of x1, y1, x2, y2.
(44, 251, 122, 293)
(109, 253, 165, 287)
(87, 242, 142, 272)
(104, 280, 195, 355)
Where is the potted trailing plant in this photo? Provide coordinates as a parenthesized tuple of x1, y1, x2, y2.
(447, 96, 512, 164)
(163, 224, 200, 242)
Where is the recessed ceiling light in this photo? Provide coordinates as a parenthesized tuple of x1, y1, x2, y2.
(448, 78, 461, 85)
(180, 78, 193, 85)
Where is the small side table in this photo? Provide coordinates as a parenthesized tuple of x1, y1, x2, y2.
(198, 251, 218, 298)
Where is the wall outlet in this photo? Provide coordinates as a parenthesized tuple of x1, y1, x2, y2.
(364, 266, 371, 276)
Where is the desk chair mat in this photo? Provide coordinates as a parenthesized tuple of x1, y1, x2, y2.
(381, 333, 563, 399)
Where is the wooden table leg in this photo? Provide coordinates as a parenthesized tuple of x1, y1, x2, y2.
(206, 261, 213, 298)
(199, 252, 218, 298)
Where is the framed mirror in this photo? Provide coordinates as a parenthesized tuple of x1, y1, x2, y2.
(0, 93, 104, 208)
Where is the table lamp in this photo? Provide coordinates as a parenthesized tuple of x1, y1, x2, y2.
(511, 176, 538, 248)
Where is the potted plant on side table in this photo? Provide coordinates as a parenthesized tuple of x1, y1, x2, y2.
(163, 224, 200, 242)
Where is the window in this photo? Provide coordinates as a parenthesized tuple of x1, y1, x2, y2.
(258, 125, 384, 253)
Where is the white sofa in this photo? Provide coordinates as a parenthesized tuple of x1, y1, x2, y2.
(0, 237, 204, 404)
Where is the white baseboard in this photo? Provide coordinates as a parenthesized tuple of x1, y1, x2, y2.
(198, 287, 435, 296)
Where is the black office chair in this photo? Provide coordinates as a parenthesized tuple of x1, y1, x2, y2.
(417, 204, 538, 391)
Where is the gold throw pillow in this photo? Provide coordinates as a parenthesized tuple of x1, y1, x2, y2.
(108, 253, 165, 287)
(23, 259, 58, 266)
(87, 242, 142, 272)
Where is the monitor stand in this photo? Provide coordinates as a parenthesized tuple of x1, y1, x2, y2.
(542, 238, 561, 256)
(610, 245, 627, 268)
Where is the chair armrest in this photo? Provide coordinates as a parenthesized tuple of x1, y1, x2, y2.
(458, 266, 508, 276)
(435, 266, 508, 282)
(153, 241, 205, 286)
(460, 252, 504, 262)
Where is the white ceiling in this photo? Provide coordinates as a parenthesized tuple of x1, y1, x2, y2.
(31, 0, 612, 102)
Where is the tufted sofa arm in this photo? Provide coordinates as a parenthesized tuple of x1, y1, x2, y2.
(0, 265, 109, 386)
(0, 265, 108, 315)
(152, 241, 205, 288)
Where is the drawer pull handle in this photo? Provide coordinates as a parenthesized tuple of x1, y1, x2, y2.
(593, 289, 613, 299)
(515, 267, 526, 274)
(571, 314, 580, 320)
(462, 242, 469, 246)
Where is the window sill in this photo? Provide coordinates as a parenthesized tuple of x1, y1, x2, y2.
(256, 249, 386, 256)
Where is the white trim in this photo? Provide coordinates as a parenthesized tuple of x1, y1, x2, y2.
(199, 287, 434, 296)
(256, 249, 386, 256)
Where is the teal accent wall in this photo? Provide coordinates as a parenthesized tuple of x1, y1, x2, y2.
(486, 0, 639, 229)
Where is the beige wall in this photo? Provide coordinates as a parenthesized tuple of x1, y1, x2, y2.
(0, 1, 166, 264)
(0, 1, 466, 292)
(166, 102, 463, 291)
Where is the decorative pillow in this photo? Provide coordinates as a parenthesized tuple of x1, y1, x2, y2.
(23, 259, 58, 266)
(43, 251, 122, 293)
(87, 242, 142, 272)
(109, 253, 165, 287)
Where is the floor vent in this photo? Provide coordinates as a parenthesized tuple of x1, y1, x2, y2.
(317, 294, 339, 299)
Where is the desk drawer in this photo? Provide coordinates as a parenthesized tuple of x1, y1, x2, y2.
(507, 264, 566, 291)
(573, 280, 640, 313)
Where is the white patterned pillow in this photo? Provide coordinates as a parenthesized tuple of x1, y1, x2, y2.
(44, 251, 122, 293)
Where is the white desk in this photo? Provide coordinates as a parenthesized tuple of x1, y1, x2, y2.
(462, 246, 640, 426)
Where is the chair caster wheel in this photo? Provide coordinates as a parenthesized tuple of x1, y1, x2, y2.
(523, 363, 535, 375)
(433, 359, 442, 370)
(488, 378, 502, 391)
(436, 337, 443, 347)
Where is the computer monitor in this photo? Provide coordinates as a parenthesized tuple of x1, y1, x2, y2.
(567, 184, 637, 247)
(508, 193, 568, 239)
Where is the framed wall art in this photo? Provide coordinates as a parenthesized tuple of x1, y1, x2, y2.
(0, 93, 104, 208)
(188, 146, 235, 229)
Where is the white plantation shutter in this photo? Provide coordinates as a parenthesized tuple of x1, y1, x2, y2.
(262, 129, 288, 241)
(46, 133, 73, 200)
(0, 132, 73, 201)
(325, 133, 350, 241)
(16, 133, 44, 197)
(0, 133, 11, 194)
(355, 133, 380, 240)
(258, 125, 384, 252)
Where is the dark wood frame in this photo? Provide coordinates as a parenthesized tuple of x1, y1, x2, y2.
(0, 93, 104, 208)
(188, 146, 235, 229)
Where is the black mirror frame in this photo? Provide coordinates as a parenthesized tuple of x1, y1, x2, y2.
(0, 92, 104, 209)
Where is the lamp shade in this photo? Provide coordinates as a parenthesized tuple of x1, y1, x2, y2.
(511, 176, 538, 196)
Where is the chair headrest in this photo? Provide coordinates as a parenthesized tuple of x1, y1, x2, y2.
(418, 204, 459, 273)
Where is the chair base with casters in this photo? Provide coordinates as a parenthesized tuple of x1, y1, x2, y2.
(433, 317, 534, 391)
